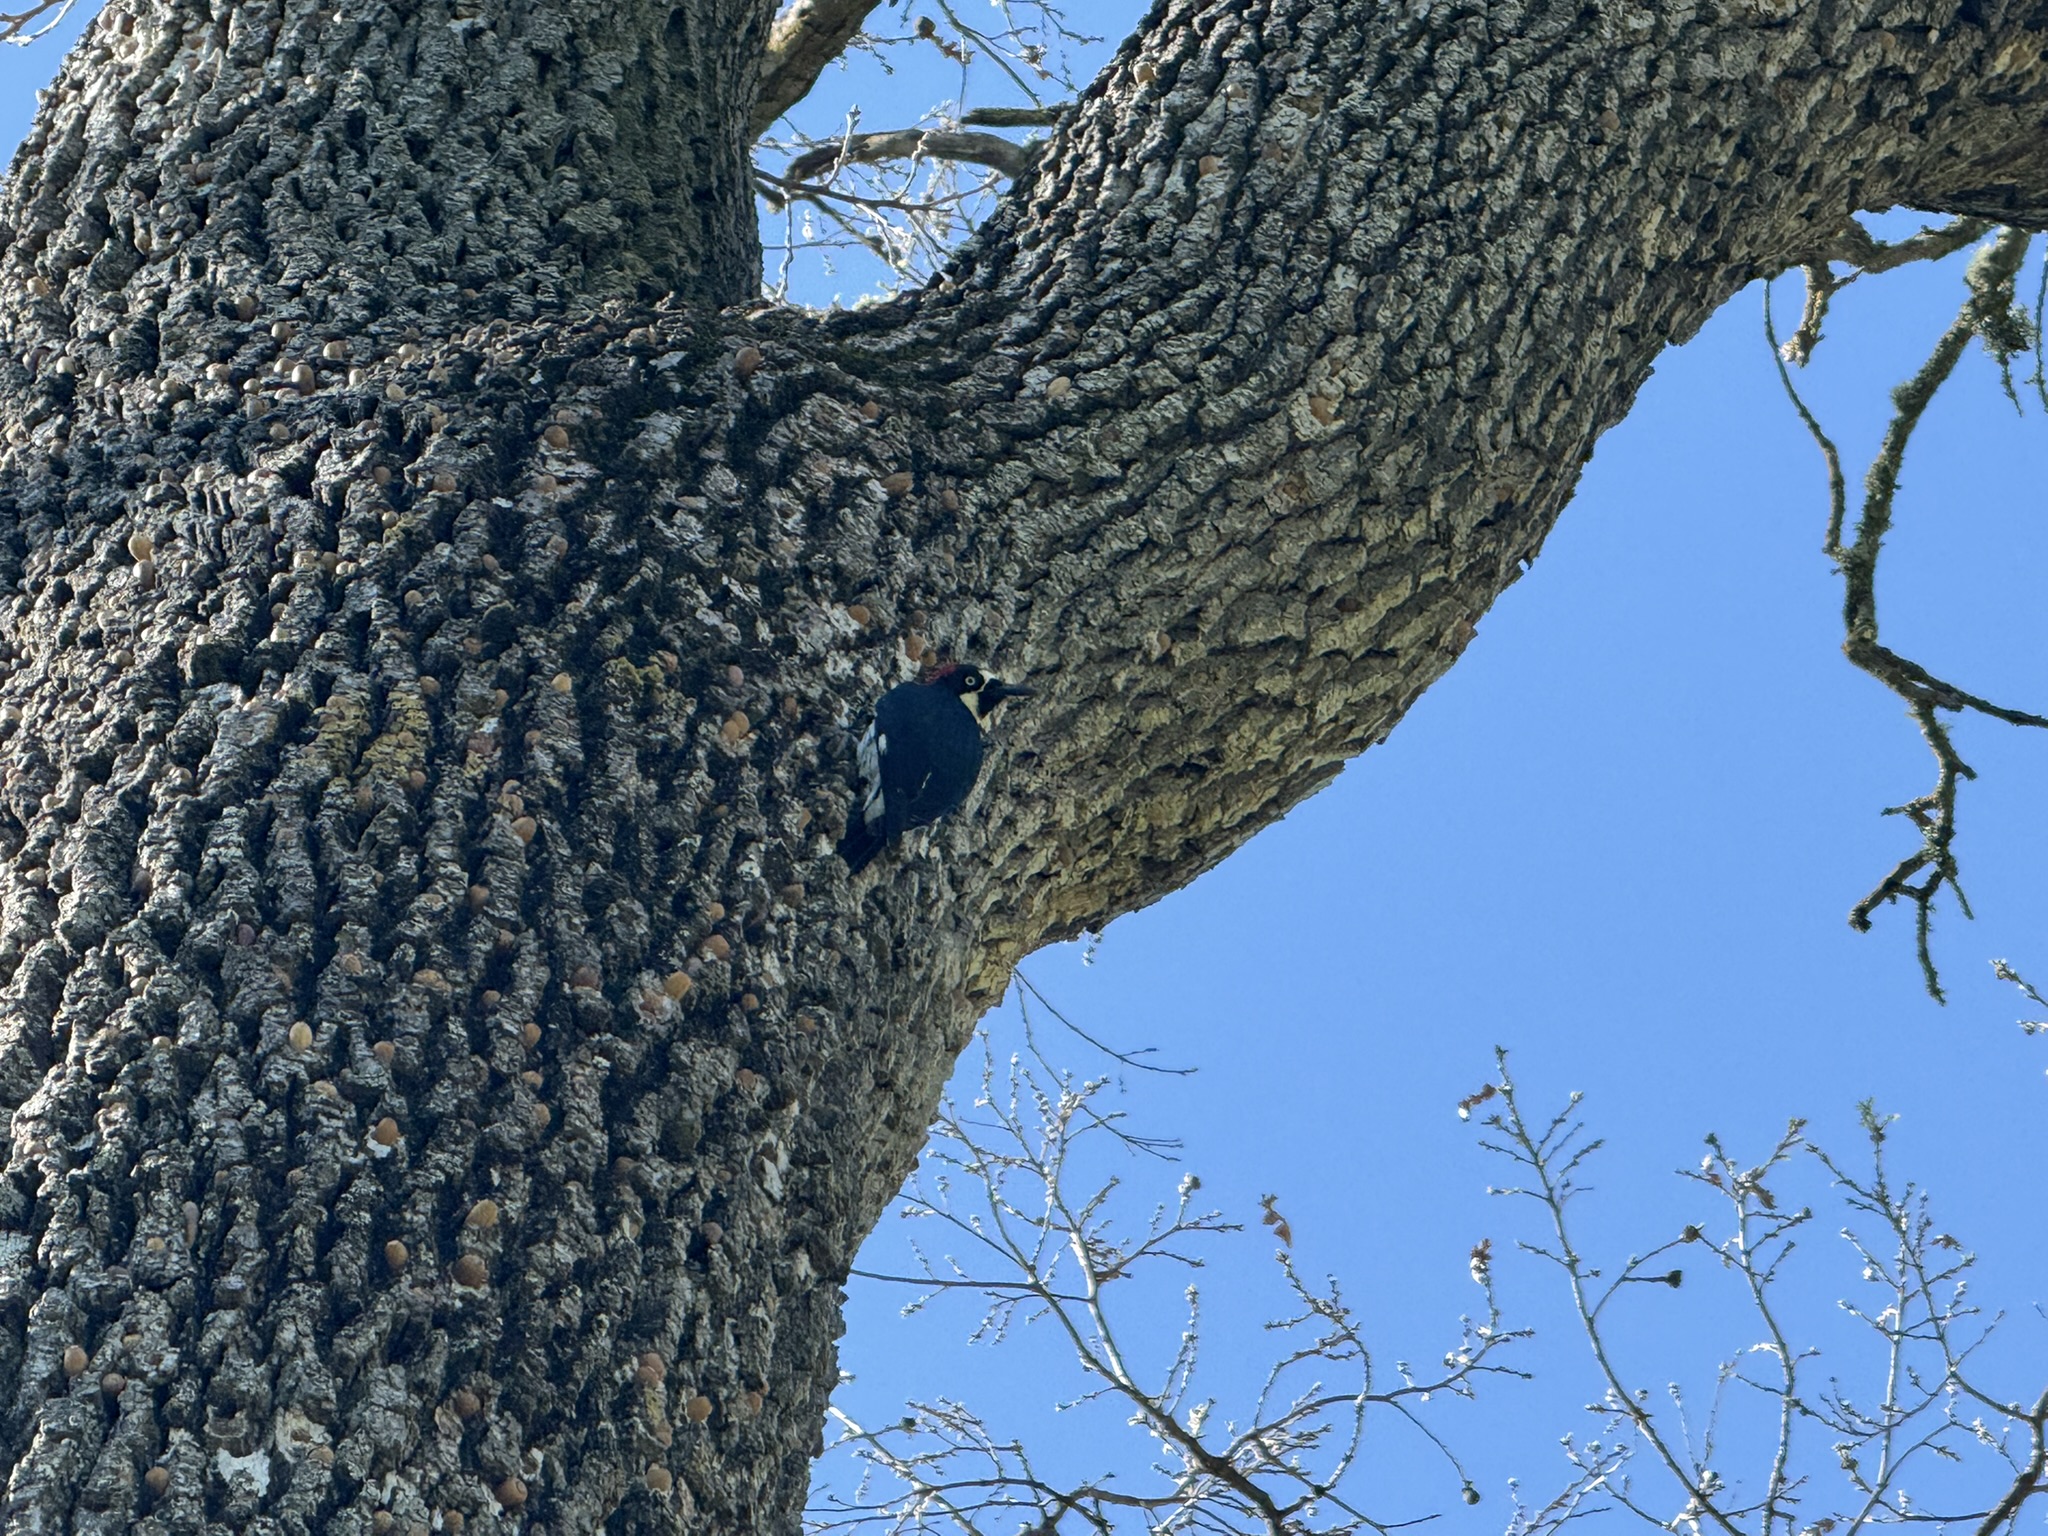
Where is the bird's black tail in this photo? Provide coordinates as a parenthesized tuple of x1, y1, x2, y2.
(839, 820, 886, 874)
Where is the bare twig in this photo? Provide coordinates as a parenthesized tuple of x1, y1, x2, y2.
(755, 3, 1097, 295)
(1, 0, 76, 44)
(810, 1025, 1530, 1533)
(1767, 227, 2045, 998)
(1476, 1053, 2048, 1536)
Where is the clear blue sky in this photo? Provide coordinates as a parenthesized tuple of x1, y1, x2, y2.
(8, 7, 2047, 1529)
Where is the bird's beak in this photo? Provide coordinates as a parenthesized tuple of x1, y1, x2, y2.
(984, 680, 1035, 706)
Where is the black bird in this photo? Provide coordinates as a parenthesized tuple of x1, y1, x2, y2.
(839, 662, 1034, 873)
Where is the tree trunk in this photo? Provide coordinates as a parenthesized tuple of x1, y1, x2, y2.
(0, 0, 2043, 1529)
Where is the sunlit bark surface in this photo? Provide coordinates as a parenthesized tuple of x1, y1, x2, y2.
(0, 0, 2044, 1528)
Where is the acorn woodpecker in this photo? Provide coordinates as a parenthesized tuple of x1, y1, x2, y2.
(839, 662, 1034, 873)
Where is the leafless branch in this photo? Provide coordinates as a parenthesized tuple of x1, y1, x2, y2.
(1777, 219, 1993, 369)
(784, 128, 1042, 184)
(962, 104, 1070, 128)
(1475, 1052, 2048, 1536)
(809, 1024, 1531, 1533)
(1822, 217, 2000, 278)
(1, 0, 77, 44)
(1766, 227, 2046, 999)
(753, 0, 891, 138)
(755, 3, 1096, 295)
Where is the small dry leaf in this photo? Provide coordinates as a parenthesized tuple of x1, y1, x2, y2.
(1258, 1194, 1293, 1247)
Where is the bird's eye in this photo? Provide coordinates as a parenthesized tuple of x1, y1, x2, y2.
(962, 672, 982, 689)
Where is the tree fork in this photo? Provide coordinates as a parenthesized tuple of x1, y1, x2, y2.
(3, 1, 2048, 1532)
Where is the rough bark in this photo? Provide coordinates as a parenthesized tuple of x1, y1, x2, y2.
(0, 0, 2045, 1531)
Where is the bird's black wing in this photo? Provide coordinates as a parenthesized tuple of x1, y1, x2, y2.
(876, 683, 985, 838)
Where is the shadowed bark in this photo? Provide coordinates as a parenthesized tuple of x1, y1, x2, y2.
(1, 0, 2046, 1531)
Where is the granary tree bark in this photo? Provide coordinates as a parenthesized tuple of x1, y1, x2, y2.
(1, 0, 2046, 1529)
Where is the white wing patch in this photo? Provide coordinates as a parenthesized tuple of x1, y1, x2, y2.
(857, 725, 886, 827)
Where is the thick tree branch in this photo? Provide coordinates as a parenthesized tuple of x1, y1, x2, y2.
(752, 0, 888, 137)
(782, 127, 1042, 184)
